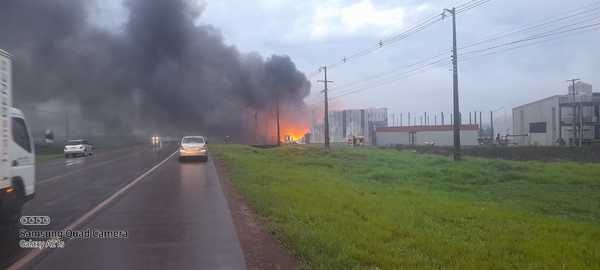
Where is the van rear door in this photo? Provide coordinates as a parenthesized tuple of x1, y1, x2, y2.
(0, 49, 12, 187)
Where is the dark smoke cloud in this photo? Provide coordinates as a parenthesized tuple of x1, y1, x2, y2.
(0, 0, 310, 140)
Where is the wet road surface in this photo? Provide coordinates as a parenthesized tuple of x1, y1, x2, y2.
(1, 144, 246, 270)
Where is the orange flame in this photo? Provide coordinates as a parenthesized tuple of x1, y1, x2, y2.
(282, 125, 310, 142)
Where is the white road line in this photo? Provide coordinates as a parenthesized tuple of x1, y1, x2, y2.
(37, 150, 144, 185)
(7, 151, 178, 270)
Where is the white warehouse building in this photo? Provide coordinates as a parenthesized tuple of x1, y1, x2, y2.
(512, 82, 600, 146)
(375, 125, 480, 146)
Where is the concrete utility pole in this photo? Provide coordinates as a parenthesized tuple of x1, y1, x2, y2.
(444, 7, 461, 161)
(254, 111, 258, 144)
(490, 110, 494, 140)
(318, 66, 333, 150)
(276, 97, 281, 146)
(479, 111, 482, 135)
(567, 79, 580, 147)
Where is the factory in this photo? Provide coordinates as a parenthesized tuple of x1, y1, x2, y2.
(374, 125, 480, 146)
(512, 82, 600, 146)
(311, 108, 388, 144)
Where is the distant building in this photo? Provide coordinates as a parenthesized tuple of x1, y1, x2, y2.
(512, 82, 600, 146)
(311, 108, 388, 144)
(375, 125, 480, 146)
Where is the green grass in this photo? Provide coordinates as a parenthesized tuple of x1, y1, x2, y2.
(211, 144, 600, 270)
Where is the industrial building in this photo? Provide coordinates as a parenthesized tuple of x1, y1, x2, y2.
(375, 125, 480, 146)
(311, 108, 388, 144)
(512, 82, 600, 146)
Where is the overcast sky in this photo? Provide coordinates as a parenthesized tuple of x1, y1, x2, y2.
(91, 0, 600, 131)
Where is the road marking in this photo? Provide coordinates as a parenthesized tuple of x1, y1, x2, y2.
(7, 151, 177, 270)
(37, 150, 144, 185)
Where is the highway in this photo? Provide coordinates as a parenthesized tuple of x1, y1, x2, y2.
(0, 144, 246, 270)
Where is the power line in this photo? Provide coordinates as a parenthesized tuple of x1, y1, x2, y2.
(456, 0, 493, 14)
(328, 51, 449, 92)
(460, 19, 600, 57)
(459, 1, 600, 50)
(331, 22, 600, 100)
(460, 21, 600, 62)
(327, 3, 600, 99)
(330, 59, 447, 99)
(315, 0, 492, 71)
(325, 14, 444, 70)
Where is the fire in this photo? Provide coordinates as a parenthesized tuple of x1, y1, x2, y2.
(281, 124, 309, 143)
(250, 106, 312, 145)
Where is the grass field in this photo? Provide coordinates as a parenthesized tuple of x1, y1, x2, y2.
(211, 144, 600, 270)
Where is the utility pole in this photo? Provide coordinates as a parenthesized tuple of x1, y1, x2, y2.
(318, 66, 333, 150)
(254, 111, 258, 144)
(567, 79, 580, 147)
(276, 97, 281, 146)
(444, 7, 461, 161)
(490, 110, 494, 140)
(479, 111, 482, 136)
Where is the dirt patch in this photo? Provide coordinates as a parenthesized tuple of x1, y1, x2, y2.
(213, 157, 300, 270)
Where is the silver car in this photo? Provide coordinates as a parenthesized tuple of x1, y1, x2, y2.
(64, 139, 93, 158)
(179, 136, 208, 162)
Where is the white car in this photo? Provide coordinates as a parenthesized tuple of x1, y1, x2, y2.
(151, 136, 161, 145)
(64, 139, 94, 158)
(179, 136, 208, 162)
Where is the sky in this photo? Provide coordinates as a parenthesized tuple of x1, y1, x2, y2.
(90, 0, 600, 132)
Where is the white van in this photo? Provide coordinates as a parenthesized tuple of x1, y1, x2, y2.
(1, 49, 36, 225)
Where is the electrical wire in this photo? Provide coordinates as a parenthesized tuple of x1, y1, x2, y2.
(325, 2, 600, 100)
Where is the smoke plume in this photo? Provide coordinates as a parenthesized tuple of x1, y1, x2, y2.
(0, 0, 311, 142)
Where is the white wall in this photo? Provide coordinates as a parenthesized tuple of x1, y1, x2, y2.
(512, 96, 560, 146)
(376, 129, 479, 146)
(376, 131, 410, 145)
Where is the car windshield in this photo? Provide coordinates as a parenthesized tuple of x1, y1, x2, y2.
(182, 137, 204, 144)
(66, 140, 84, 145)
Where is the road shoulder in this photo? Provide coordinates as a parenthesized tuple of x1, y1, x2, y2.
(213, 157, 299, 270)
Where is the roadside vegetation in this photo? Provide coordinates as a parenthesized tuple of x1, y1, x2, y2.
(211, 144, 600, 270)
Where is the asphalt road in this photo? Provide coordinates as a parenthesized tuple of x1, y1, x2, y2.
(0, 143, 246, 270)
